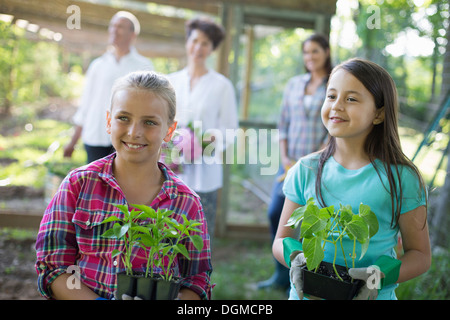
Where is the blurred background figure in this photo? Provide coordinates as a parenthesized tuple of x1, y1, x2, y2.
(258, 33, 332, 291)
(167, 17, 238, 242)
(64, 11, 153, 163)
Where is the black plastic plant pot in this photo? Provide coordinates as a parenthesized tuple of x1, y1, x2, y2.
(116, 272, 181, 300)
(116, 272, 139, 299)
(301, 261, 364, 300)
(136, 276, 181, 300)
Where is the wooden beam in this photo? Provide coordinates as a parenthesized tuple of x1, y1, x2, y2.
(0, 210, 43, 230)
(133, 0, 336, 15)
(0, 0, 187, 58)
(132, 0, 220, 15)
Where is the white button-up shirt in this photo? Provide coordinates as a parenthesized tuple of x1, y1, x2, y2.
(168, 68, 238, 192)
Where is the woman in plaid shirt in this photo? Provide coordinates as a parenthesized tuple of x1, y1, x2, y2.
(35, 71, 212, 300)
(259, 34, 331, 290)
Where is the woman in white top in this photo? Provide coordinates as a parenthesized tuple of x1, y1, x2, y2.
(167, 18, 238, 240)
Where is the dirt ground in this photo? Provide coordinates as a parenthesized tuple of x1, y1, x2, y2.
(0, 232, 43, 300)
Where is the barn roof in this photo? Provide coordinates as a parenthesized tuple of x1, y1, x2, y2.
(0, 0, 337, 58)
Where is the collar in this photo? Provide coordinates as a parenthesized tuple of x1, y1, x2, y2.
(97, 153, 181, 201)
(105, 46, 138, 62)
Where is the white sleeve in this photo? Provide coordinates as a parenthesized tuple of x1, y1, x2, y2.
(72, 61, 97, 126)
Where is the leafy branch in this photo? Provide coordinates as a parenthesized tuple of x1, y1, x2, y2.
(286, 198, 379, 281)
(101, 204, 204, 281)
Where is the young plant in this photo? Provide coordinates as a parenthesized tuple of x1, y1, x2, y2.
(286, 198, 379, 281)
(100, 204, 204, 281)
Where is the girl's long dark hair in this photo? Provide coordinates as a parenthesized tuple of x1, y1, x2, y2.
(315, 58, 426, 228)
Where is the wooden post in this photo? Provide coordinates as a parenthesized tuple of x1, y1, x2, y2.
(215, 3, 234, 238)
(241, 26, 254, 120)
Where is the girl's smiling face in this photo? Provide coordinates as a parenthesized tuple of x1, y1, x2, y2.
(321, 68, 384, 145)
(107, 89, 176, 165)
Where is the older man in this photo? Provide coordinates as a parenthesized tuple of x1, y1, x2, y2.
(64, 11, 153, 163)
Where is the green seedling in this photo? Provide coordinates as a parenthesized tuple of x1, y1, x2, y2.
(286, 198, 379, 281)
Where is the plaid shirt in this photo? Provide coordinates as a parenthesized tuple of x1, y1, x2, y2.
(35, 153, 212, 300)
(278, 73, 328, 160)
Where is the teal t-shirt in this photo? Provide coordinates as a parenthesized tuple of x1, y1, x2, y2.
(283, 153, 426, 300)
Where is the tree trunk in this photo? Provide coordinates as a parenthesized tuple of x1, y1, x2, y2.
(431, 23, 450, 248)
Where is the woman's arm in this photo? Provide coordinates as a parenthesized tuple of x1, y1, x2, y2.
(272, 198, 302, 267)
(397, 205, 431, 283)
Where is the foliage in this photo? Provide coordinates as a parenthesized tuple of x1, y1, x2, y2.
(0, 21, 83, 115)
(0, 116, 84, 188)
(353, 0, 449, 111)
(286, 198, 379, 280)
(396, 248, 450, 300)
(242, 1, 448, 123)
(101, 204, 203, 281)
(245, 28, 312, 122)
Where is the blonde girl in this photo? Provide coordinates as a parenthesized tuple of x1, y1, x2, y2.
(36, 71, 212, 300)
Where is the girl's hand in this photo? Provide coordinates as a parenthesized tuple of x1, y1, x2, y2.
(349, 267, 383, 300)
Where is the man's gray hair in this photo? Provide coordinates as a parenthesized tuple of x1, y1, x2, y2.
(112, 11, 141, 35)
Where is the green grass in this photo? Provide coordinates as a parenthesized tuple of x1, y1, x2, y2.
(396, 248, 450, 300)
(0, 117, 85, 188)
(211, 238, 288, 300)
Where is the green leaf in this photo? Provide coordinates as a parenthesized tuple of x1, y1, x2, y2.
(346, 215, 369, 243)
(319, 206, 333, 220)
(101, 229, 116, 239)
(359, 240, 370, 261)
(303, 237, 324, 271)
(339, 205, 353, 226)
(285, 205, 306, 228)
(285, 198, 315, 229)
(130, 225, 150, 235)
(112, 249, 122, 258)
(131, 204, 157, 219)
(114, 204, 130, 220)
(190, 234, 204, 251)
(99, 215, 122, 225)
(113, 222, 129, 239)
(174, 243, 190, 259)
(359, 204, 379, 238)
(300, 204, 327, 239)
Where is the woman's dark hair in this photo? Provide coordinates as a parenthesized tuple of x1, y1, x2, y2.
(302, 33, 332, 76)
(315, 58, 426, 228)
(185, 18, 225, 50)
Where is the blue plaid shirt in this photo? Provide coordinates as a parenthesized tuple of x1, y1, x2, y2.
(278, 73, 328, 160)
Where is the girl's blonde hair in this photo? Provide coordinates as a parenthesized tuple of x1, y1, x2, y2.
(110, 71, 176, 124)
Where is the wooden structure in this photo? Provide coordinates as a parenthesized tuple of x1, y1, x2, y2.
(0, 0, 337, 237)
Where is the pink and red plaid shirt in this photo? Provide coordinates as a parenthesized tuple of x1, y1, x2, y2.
(35, 153, 212, 299)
